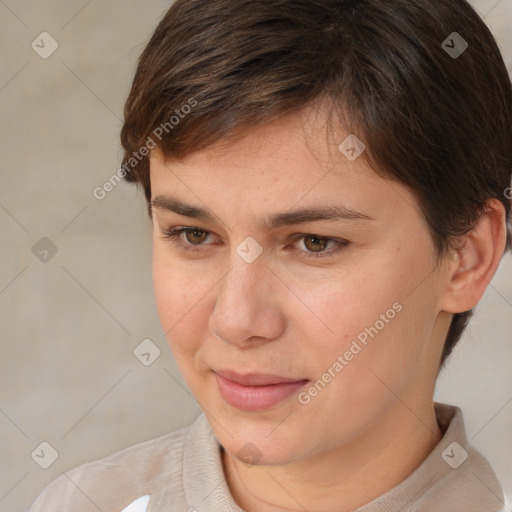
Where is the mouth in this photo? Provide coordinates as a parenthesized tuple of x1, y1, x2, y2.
(213, 369, 309, 411)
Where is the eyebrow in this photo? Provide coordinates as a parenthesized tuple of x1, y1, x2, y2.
(150, 195, 374, 230)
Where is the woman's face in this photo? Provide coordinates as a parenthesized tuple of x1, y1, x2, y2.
(149, 108, 451, 466)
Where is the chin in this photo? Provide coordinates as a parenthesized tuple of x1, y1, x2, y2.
(227, 439, 299, 467)
(208, 415, 307, 466)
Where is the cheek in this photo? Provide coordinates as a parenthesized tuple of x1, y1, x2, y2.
(301, 267, 399, 341)
(152, 247, 212, 355)
(299, 250, 433, 372)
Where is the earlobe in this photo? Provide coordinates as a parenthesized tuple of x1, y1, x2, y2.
(440, 199, 507, 314)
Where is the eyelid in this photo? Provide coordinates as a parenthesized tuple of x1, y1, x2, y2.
(290, 233, 349, 257)
(161, 226, 220, 246)
(159, 226, 349, 258)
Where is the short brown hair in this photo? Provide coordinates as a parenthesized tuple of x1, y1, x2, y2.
(120, 0, 512, 368)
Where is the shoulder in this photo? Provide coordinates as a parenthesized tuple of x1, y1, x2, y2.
(28, 419, 195, 512)
(416, 403, 505, 511)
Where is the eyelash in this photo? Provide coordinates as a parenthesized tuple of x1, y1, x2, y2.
(160, 227, 349, 259)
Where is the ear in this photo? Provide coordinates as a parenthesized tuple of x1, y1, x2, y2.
(440, 198, 508, 314)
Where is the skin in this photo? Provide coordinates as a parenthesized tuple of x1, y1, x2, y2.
(148, 105, 507, 512)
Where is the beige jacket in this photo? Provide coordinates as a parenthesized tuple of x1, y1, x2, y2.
(28, 402, 506, 512)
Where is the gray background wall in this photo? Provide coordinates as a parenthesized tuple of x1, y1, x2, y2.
(0, 1, 511, 511)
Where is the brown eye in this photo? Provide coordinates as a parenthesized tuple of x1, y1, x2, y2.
(184, 229, 208, 244)
(303, 235, 329, 252)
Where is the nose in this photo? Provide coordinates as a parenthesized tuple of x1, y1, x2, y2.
(208, 250, 285, 348)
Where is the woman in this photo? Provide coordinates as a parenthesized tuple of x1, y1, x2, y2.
(29, 0, 512, 510)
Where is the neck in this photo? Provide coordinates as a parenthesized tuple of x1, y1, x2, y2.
(222, 401, 442, 512)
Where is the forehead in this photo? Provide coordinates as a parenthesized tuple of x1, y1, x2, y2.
(151, 108, 377, 184)
(148, 107, 419, 225)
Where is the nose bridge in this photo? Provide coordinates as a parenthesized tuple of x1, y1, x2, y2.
(220, 247, 267, 310)
(209, 244, 279, 345)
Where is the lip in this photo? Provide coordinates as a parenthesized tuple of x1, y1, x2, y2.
(215, 369, 306, 386)
(214, 369, 309, 411)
